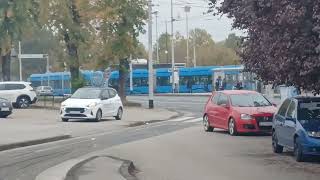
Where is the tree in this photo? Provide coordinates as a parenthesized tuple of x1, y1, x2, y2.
(134, 42, 147, 59)
(0, 0, 39, 81)
(40, 0, 100, 91)
(189, 28, 215, 47)
(95, 0, 147, 102)
(14, 29, 67, 80)
(224, 33, 241, 51)
(156, 33, 171, 63)
(155, 29, 240, 66)
(209, 0, 320, 94)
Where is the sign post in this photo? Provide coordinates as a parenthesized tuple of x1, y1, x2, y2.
(18, 53, 49, 81)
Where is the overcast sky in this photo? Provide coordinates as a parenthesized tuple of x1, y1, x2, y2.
(139, 0, 243, 48)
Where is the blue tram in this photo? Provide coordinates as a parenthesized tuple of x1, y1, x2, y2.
(29, 71, 104, 96)
(29, 65, 257, 95)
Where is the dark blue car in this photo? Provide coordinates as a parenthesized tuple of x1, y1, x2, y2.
(272, 97, 320, 162)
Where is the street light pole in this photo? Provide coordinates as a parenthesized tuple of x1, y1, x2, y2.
(148, 0, 154, 109)
(165, 20, 169, 63)
(155, 11, 159, 64)
(18, 41, 22, 81)
(171, 0, 175, 93)
(184, 6, 191, 67)
(193, 41, 197, 67)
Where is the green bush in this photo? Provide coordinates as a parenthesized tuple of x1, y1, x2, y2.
(71, 77, 86, 93)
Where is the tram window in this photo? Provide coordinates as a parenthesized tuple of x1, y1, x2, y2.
(141, 78, 148, 86)
(50, 80, 61, 89)
(109, 79, 118, 87)
(31, 81, 41, 87)
(133, 78, 148, 87)
(179, 76, 192, 86)
(193, 76, 211, 85)
(157, 77, 170, 86)
(64, 80, 71, 88)
(225, 74, 236, 82)
(133, 78, 140, 87)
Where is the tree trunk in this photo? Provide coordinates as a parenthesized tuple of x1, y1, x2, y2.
(119, 58, 129, 103)
(2, 51, 11, 81)
(64, 33, 80, 93)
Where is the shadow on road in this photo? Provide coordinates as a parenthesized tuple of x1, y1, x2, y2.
(212, 130, 271, 137)
(66, 118, 118, 123)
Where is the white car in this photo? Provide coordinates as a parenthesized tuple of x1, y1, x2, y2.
(36, 86, 54, 96)
(60, 87, 123, 122)
(0, 82, 37, 108)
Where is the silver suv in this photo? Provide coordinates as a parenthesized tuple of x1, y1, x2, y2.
(0, 82, 37, 108)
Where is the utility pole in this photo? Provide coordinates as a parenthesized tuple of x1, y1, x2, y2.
(184, 6, 191, 67)
(165, 20, 169, 63)
(129, 54, 133, 93)
(171, 0, 175, 93)
(154, 11, 159, 64)
(148, 0, 154, 109)
(18, 41, 22, 81)
(193, 42, 197, 67)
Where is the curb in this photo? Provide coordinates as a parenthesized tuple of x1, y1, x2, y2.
(107, 156, 138, 180)
(126, 109, 185, 127)
(36, 155, 138, 180)
(0, 135, 71, 152)
(31, 105, 60, 110)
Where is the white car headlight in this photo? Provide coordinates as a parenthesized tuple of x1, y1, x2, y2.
(87, 102, 98, 108)
(307, 131, 320, 138)
(241, 114, 253, 120)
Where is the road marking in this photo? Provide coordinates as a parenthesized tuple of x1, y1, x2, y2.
(184, 118, 203, 123)
(170, 117, 194, 122)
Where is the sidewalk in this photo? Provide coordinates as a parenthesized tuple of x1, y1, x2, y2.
(0, 107, 179, 151)
(130, 93, 212, 97)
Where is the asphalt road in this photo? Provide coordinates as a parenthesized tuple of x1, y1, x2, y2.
(0, 95, 319, 180)
(0, 113, 200, 180)
(127, 95, 210, 116)
(104, 126, 320, 180)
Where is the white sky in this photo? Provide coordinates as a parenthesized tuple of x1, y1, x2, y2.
(139, 0, 244, 48)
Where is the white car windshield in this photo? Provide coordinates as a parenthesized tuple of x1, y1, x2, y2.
(71, 88, 101, 99)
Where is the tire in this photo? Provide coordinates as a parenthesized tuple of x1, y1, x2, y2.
(17, 96, 31, 109)
(203, 114, 213, 132)
(272, 131, 284, 153)
(95, 109, 102, 122)
(62, 118, 69, 122)
(115, 108, 123, 120)
(228, 118, 238, 136)
(294, 137, 304, 162)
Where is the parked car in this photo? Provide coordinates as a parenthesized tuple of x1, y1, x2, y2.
(0, 98, 13, 118)
(272, 97, 320, 162)
(36, 86, 54, 96)
(203, 90, 277, 135)
(0, 82, 37, 108)
(60, 87, 123, 122)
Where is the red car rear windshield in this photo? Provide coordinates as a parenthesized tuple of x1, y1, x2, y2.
(230, 93, 271, 107)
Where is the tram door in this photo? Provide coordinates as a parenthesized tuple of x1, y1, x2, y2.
(212, 70, 225, 91)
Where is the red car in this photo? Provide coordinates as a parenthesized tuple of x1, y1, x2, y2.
(203, 90, 277, 135)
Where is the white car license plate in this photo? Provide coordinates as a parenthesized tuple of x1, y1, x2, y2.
(1, 107, 10, 111)
(69, 111, 80, 114)
(260, 122, 273, 126)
